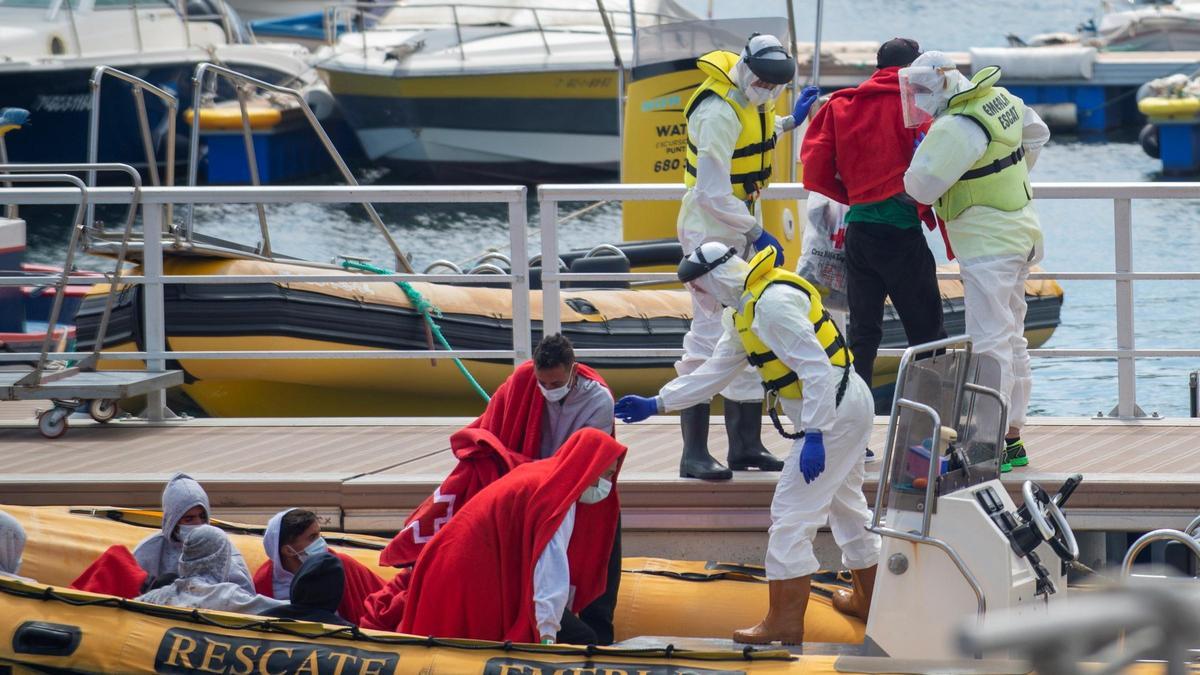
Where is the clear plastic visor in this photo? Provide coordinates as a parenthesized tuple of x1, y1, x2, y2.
(898, 67, 939, 129)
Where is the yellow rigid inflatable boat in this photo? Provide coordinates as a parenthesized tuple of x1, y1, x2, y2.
(72, 253, 1062, 417)
(6, 506, 864, 646)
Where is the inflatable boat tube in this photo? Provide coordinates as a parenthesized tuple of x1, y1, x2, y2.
(1138, 96, 1200, 121)
(7, 506, 864, 645)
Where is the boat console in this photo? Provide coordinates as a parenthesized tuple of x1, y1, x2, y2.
(864, 336, 1083, 660)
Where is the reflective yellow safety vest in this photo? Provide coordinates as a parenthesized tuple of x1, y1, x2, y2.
(732, 248, 853, 399)
(935, 66, 1033, 222)
(683, 50, 776, 202)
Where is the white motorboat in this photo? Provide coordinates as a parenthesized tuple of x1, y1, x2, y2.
(314, 0, 697, 182)
(1012, 0, 1200, 51)
(0, 0, 328, 171)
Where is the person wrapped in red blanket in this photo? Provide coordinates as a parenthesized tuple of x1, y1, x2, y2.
(397, 427, 624, 644)
(801, 37, 950, 417)
(251, 508, 383, 627)
(365, 336, 621, 641)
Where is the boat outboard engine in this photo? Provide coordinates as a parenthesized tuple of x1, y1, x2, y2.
(864, 337, 1081, 661)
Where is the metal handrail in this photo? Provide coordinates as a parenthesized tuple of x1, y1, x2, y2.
(87, 67, 178, 235)
(1186, 515, 1200, 538)
(539, 181, 1200, 418)
(1121, 529, 1200, 578)
(321, 0, 663, 59)
(0, 180, 1198, 421)
(866, 524, 987, 621)
(0, 171, 87, 384)
(185, 63, 414, 272)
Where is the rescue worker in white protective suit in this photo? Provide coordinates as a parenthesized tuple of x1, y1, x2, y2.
(614, 243, 881, 644)
(900, 52, 1050, 473)
(676, 33, 821, 480)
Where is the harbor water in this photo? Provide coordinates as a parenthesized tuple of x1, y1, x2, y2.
(15, 0, 1200, 418)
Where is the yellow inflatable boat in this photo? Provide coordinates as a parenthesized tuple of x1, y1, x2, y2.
(6, 505, 864, 646)
(72, 248, 1062, 417)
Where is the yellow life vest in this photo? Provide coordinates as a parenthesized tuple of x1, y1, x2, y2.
(732, 248, 853, 400)
(682, 50, 776, 202)
(934, 66, 1032, 222)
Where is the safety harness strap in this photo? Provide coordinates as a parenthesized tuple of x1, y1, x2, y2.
(959, 146, 1025, 181)
(686, 136, 779, 159)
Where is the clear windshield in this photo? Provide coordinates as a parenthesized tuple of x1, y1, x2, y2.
(377, 0, 697, 30)
(633, 16, 790, 67)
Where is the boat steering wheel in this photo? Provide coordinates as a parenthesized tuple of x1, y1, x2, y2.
(1022, 480, 1079, 562)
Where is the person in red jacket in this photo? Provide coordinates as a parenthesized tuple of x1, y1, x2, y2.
(252, 508, 384, 627)
(399, 428, 625, 645)
(801, 38, 948, 429)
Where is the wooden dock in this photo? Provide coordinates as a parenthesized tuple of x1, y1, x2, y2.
(2, 405, 1197, 551)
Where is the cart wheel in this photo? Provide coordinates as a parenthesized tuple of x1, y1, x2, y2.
(88, 399, 119, 423)
(38, 408, 69, 439)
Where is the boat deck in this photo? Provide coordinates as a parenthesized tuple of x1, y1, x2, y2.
(2, 405, 1197, 541)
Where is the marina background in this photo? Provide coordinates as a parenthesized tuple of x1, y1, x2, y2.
(15, 0, 1200, 418)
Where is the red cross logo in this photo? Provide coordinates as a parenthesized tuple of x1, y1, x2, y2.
(830, 227, 846, 250)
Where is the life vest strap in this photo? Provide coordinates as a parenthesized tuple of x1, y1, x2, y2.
(685, 135, 777, 159)
(684, 162, 773, 189)
(959, 146, 1025, 181)
(746, 349, 778, 368)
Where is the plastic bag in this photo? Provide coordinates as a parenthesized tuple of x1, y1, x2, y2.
(796, 193, 849, 312)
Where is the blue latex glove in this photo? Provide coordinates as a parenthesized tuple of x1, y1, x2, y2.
(799, 430, 825, 484)
(753, 229, 785, 268)
(792, 86, 821, 122)
(615, 395, 657, 423)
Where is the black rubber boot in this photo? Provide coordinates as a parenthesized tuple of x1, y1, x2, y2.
(679, 403, 732, 480)
(725, 400, 784, 471)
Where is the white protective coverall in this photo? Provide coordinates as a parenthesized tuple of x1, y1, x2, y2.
(657, 257, 880, 579)
(677, 77, 797, 403)
(904, 97, 1050, 433)
(538, 378, 614, 459)
(532, 503, 576, 641)
(0, 509, 26, 576)
(136, 525, 285, 615)
(133, 473, 255, 592)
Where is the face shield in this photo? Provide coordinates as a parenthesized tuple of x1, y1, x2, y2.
(734, 59, 785, 107)
(678, 243, 750, 311)
(735, 33, 794, 107)
(898, 65, 944, 129)
(685, 278, 721, 316)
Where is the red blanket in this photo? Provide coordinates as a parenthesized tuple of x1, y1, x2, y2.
(70, 545, 148, 599)
(378, 361, 609, 568)
(252, 550, 384, 627)
(802, 67, 927, 206)
(360, 568, 412, 631)
(397, 428, 625, 642)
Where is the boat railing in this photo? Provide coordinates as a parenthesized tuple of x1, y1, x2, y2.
(540, 181, 1200, 420)
(184, 63, 413, 271)
(0, 183, 530, 419)
(1121, 529, 1200, 579)
(87, 66, 179, 232)
(0, 181, 1198, 421)
(321, 1, 668, 62)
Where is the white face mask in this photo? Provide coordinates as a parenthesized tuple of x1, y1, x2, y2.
(290, 536, 328, 564)
(579, 477, 612, 504)
(537, 366, 574, 403)
(176, 524, 202, 543)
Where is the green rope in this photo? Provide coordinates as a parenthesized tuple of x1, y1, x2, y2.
(341, 260, 491, 402)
